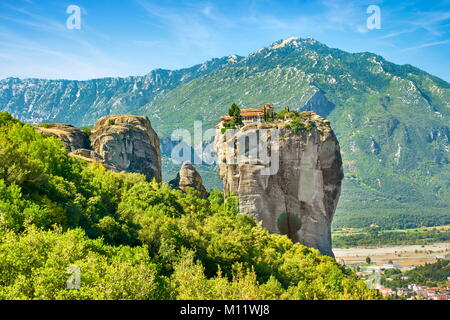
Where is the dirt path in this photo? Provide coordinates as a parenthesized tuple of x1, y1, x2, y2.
(333, 242, 450, 266)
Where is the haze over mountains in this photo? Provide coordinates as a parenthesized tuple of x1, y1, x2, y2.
(1, 37, 449, 229)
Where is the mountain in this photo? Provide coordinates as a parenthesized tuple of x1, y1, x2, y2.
(0, 56, 239, 126)
(1, 37, 449, 229)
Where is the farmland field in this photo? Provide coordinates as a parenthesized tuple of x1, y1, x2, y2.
(333, 242, 450, 266)
(332, 225, 450, 248)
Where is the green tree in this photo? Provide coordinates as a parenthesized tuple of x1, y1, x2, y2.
(228, 103, 243, 125)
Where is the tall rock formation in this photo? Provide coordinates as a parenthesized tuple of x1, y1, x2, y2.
(34, 115, 163, 181)
(90, 115, 162, 181)
(169, 162, 208, 198)
(214, 112, 343, 257)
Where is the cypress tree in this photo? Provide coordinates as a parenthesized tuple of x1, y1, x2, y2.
(228, 103, 242, 125)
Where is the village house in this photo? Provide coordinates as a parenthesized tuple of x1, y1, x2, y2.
(375, 284, 395, 297)
(221, 104, 275, 123)
(396, 288, 409, 296)
(407, 284, 450, 300)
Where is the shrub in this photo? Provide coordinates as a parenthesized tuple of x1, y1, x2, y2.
(81, 127, 91, 136)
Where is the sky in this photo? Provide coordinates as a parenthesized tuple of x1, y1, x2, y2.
(0, 0, 449, 81)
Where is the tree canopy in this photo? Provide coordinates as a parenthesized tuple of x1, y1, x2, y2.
(228, 103, 243, 125)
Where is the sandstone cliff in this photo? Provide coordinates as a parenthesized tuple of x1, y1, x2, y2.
(35, 123, 90, 152)
(169, 162, 208, 198)
(214, 112, 343, 257)
(90, 115, 162, 181)
(68, 148, 118, 172)
(35, 115, 162, 181)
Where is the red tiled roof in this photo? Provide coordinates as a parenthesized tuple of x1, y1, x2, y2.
(241, 112, 263, 117)
(221, 104, 274, 120)
(240, 108, 261, 112)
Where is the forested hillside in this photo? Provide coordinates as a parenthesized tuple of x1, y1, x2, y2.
(0, 112, 381, 300)
(381, 260, 450, 290)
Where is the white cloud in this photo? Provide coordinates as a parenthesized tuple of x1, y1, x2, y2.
(0, 3, 132, 80)
(403, 38, 450, 51)
(136, 0, 221, 54)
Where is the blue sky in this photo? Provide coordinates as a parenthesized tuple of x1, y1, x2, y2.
(0, 0, 449, 81)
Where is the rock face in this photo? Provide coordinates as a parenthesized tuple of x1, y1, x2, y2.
(169, 162, 208, 198)
(35, 123, 90, 152)
(68, 149, 118, 172)
(69, 148, 104, 163)
(69, 149, 120, 172)
(35, 115, 162, 180)
(214, 112, 343, 257)
(90, 115, 162, 181)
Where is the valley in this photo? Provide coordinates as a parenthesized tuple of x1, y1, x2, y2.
(334, 242, 450, 266)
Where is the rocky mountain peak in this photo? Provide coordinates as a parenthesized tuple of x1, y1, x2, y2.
(91, 115, 162, 181)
